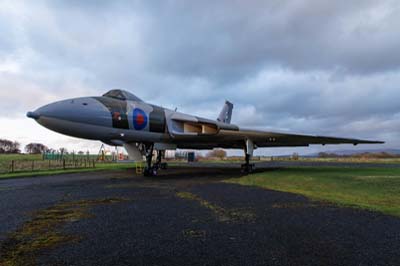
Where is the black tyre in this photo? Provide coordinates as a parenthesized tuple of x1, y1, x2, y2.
(152, 168, 158, 176)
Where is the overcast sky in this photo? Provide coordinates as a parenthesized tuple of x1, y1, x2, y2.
(0, 0, 399, 155)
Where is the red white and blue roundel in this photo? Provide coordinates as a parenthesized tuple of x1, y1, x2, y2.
(132, 108, 148, 130)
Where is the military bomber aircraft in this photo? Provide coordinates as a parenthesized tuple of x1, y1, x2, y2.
(27, 89, 383, 176)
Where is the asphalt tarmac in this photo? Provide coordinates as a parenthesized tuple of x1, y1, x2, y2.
(0, 162, 399, 266)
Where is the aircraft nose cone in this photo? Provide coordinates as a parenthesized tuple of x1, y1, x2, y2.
(28, 97, 112, 127)
(27, 97, 112, 140)
(30, 100, 79, 123)
(32, 102, 62, 119)
(26, 111, 40, 120)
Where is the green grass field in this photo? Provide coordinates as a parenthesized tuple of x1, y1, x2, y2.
(0, 153, 120, 176)
(0, 153, 111, 161)
(0, 154, 42, 161)
(0, 162, 133, 179)
(295, 157, 400, 164)
(226, 167, 400, 217)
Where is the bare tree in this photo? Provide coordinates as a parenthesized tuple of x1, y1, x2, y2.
(0, 139, 21, 154)
(25, 143, 48, 154)
(47, 148, 57, 153)
(59, 147, 68, 155)
(206, 149, 227, 159)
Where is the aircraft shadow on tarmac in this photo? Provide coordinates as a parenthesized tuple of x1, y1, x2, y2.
(136, 163, 283, 181)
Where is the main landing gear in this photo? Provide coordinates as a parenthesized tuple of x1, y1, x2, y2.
(241, 154, 255, 173)
(143, 144, 168, 177)
(241, 139, 255, 173)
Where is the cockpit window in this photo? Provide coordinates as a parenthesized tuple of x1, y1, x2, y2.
(103, 89, 143, 102)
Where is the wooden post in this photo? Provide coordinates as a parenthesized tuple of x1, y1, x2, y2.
(63, 159, 66, 170)
(49, 160, 51, 169)
(11, 160, 14, 173)
(93, 160, 95, 168)
(84, 159, 87, 168)
(32, 161, 34, 171)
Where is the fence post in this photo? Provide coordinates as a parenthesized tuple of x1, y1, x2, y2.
(84, 159, 87, 168)
(63, 159, 66, 170)
(32, 161, 34, 171)
(93, 160, 95, 168)
(11, 160, 14, 173)
(49, 160, 51, 169)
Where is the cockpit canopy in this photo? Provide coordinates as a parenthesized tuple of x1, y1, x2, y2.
(102, 89, 143, 102)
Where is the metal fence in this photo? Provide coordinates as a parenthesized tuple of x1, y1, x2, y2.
(0, 159, 96, 174)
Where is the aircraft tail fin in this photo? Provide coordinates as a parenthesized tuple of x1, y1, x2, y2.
(217, 100, 233, 124)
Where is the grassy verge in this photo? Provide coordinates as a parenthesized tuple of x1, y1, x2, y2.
(294, 157, 400, 164)
(226, 167, 400, 217)
(0, 163, 133, 179)
(0, 154, 42, 161)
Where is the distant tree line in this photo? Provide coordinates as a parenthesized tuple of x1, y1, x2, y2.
(206, 149, 227, 159)
(0, 138, 70, 155)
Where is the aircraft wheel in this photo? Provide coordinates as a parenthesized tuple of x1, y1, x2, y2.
(152, 168, 158, 176)
(249, 164, 255, 172)
(144, 168, 150, 177)
(241, 164, 255, 174)
(144, 167, 158, 177)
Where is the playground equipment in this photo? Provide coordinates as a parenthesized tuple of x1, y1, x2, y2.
(135, 161, 144, 174)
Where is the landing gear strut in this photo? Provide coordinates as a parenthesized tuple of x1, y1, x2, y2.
(143, 144, 168, 176)
(241, 139, 255, 173)
(154, 150, 168, 170)
(143, 143, 156, 176)
(241, 154, 255, 173)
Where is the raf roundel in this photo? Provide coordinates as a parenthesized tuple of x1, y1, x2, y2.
(132, 108, 148, 130)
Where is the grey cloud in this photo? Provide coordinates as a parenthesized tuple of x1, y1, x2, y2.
(1, 0, 400, 153)
(139, 0, 400, 79)
(13, 0, 400, 86)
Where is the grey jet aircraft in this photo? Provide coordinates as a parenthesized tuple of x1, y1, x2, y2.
(27, 89, 383, 176)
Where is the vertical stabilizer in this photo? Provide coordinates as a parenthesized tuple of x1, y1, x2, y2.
(217, 100, 233, 124)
